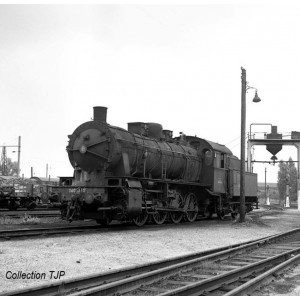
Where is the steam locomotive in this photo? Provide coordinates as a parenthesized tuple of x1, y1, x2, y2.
(63, 106, 257, 226)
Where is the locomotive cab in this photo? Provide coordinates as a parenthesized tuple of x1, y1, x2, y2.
(187, 136, 258, 218)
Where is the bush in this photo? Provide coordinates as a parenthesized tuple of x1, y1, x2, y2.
(21, 213, 41, 225)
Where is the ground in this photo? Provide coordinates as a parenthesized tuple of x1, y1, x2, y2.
(0, 206, 300, 295)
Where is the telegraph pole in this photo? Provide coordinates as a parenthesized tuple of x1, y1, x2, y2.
(17, 136, 21, 177)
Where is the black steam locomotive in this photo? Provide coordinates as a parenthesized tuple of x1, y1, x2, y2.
(63, 107, 257, 226)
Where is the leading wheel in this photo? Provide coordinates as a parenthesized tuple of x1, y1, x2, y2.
(132, 212, 148, 227)
(169, 193, 184, 224)
(184, 193, 198, 222)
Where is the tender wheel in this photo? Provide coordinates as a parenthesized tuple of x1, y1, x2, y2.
(132, 212, 148, 227)
(152, 211, 168, 225)
(169, 193, 184, 224)
(184, 193, 198, 222)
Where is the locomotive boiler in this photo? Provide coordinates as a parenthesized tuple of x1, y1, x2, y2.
(63, 106, 258, 226)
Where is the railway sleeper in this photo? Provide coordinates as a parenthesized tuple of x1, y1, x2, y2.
(138, 286, 169, 294)
(247, 255, 272, 260)
(165, 280, 195, 286)
(219, 283, 240, 292)
(228, 261, 251, 267)
(185, 274, 213, 280)
(267, 246, 299, 250)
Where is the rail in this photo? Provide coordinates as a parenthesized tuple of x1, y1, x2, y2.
(2, 228, 300, 296)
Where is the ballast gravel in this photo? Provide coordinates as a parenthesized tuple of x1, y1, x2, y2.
(1, 206, 300, 294)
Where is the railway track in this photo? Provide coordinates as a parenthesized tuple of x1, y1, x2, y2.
(0, 206, 61, 212)
(2, 228, 300, 296)
(0, 207, 61, 219)
(0, 217, 222, 240)
(0, 212, 61, 219)
(0, 224, 104, 240)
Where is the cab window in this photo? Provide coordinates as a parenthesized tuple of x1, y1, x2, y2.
(214, 152, 221, 168)
(204, 149, 213, 166)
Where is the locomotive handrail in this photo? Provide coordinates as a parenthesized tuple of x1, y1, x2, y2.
(96, 206, 118, 211)
(115, 137, 199, 158)
(145, 189, 164, 193)
(67, 137, 108, 151)
(82, 137, 109, 149)
(68, 145, 109, 160)
(85, 149, 109, 161)
(130, 132, 139, 176)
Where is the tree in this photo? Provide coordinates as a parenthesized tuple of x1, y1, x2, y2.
(289, 159, 298, 202)
(277, 157, 297, 203)
(0, 158, 18, 176)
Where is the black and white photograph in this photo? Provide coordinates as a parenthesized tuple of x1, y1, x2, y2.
(2, 0, 300, 296)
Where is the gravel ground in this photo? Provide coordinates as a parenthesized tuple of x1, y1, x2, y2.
(1, 206, 300, 294)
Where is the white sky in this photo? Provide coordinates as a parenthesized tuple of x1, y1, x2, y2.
(1, 2, 300, 183)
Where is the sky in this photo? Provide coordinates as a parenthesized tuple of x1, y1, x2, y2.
(1, 2, 300, 183)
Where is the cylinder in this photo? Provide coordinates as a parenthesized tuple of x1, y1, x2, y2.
(93, 107, 107, 123)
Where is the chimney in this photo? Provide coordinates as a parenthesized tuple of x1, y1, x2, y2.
(93, 106, 107, 123)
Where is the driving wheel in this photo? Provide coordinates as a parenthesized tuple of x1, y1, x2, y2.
(132, 212, 148, 227)
(184, 193, 198, 222)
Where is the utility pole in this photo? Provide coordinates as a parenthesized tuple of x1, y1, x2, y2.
(240, 67, 247, 222)
(265, 167, 267, 203)
(240, 68, 261, 223)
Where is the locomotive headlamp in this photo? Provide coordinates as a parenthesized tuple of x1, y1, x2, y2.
(80, 145, 87, 154)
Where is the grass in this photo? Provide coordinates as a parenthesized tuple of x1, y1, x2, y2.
(21, 213, 41, 225)
(0, 214, 41, 225)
